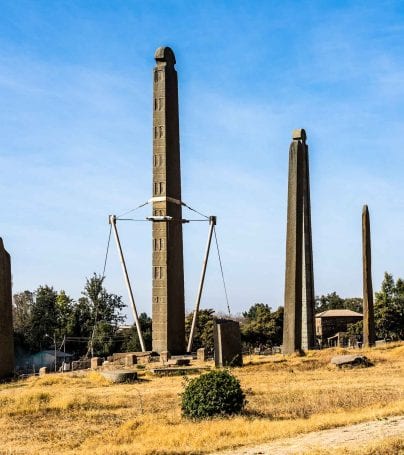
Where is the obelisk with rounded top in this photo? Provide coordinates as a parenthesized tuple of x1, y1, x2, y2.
(152, 47, 185, 354)
(362, 205, 375, 347)
(283, 129, 315, 354)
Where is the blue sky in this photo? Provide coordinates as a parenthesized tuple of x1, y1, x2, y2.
(1, 1, 403, 320)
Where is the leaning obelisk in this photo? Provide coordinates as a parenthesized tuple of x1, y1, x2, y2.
(0, 238, 14, 379)
(151, 47, 185, 354)
(283, 129, 315, 354)
(362, 205, 375, 347)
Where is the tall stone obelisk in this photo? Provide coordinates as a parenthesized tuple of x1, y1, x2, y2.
(283, 129, 315, 354)
(151, 47, 185, 354)
(362, 205, 375, 347)
(0, 238, 14, 379)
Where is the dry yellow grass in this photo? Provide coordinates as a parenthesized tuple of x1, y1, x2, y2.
(0, 343, 403, 454)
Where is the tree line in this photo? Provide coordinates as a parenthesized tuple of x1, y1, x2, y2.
(12, 272, 403, 357)
(12, 274, 151, 358)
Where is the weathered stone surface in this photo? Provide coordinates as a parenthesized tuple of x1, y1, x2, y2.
(39, 367, 48, 376)
(292, 128, 307, 141)
(91, 357, 102, 370)
(331, 355, 372, 368)
(362, 205, 375, 347)
(125, 354, 137, 366)
(283, 130, 315, 354)
(213, 319, 242, 367)
(375, 340, 386, 346)
(137, 354, 151, 365)
(112, 351, 154, 363)
(160, 351, 171, 363)
(151, 366, 208, 376)
(72, 359, 91, 371)
(0, 238, 14, 380)
(101, 370, 138, 383)
(152, 46, 185, 355)
(197, 347, 208, 361)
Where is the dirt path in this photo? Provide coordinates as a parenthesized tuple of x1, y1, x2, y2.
(212, 415, 404, 454)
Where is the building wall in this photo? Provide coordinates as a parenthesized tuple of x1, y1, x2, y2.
(317, 316, 362, 340)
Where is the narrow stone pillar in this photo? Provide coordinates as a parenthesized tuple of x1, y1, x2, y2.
(91, 357, 102, 370)
(160, 351, 170, 363)
(213, 319, 242, 367)
(39, 367, 48, 376)
(125, 354, 137, 366)
(362, 205, 375, 347)
(152, 47, 185, 354)
(197, 347, 208, 361)
(283, 130, 315, 354)
(0, 238, 14, 379)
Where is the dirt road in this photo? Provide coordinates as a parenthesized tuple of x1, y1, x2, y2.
(212, 415, 404, 454)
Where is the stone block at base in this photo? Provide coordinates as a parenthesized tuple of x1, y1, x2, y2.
(100, 370, 138, 383)
(197, 347, 208, 361)
(91, 357, 102, 370)
(160, 351, 171, 363)
(39, 367, 48, 376)
(213, 319, 243, 367)
(125, 354, 137, 366)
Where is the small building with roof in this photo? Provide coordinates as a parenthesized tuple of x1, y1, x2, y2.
(315, 309, 363, 347)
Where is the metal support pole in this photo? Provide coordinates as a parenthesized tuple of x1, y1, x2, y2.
(109, 215, 146, 352)
(187, 216, 217, 353)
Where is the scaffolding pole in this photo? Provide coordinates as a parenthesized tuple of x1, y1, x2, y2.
(187, 216, 216, 353)
(109, 215, 146, 352)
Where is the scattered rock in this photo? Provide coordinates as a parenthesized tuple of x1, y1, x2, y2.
(100, 370, 138, 383)
(330, 355, 372, 368)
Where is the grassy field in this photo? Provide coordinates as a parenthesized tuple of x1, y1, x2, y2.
(0, 342, 403, 454)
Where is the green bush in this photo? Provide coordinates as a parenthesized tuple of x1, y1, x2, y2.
(181, 370, 246, 419)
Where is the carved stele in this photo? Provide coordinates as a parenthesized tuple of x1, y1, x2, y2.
(152, 47, 185, 354)
(362, 205, 375, 347)
(0, 238, 14, 379)
(283, 129, 315, 354)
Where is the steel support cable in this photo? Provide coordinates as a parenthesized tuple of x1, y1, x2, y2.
(102, 224, 112, 277)
(117, 200, 150, 219)
(213, 226, 231, 316)
(182, 202, 209, 219)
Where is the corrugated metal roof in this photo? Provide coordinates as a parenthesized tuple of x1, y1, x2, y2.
(315, 309, 363, 318)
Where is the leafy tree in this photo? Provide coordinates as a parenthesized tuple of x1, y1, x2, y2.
(315, 292, 363, 314)
(315, 292, 345, 313)
(13, 288, 75, 353)
(241, 303, 283, 347)
(185, 309, 216, 352)
(374, 272, 404, 340)
(346, 320, 363, 338)
(13, 291, 33, 335)
(12, 275, 125, 357)
(13, 291, 34, 351)
(343, 297, 363, 313)
(120, 313, 152, 352)
(82, 274, 126, 357)
(28, 286, 59, 352)
(55, 290, 74, 340)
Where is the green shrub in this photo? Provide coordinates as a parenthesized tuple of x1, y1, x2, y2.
(181, 370, 246, 419)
